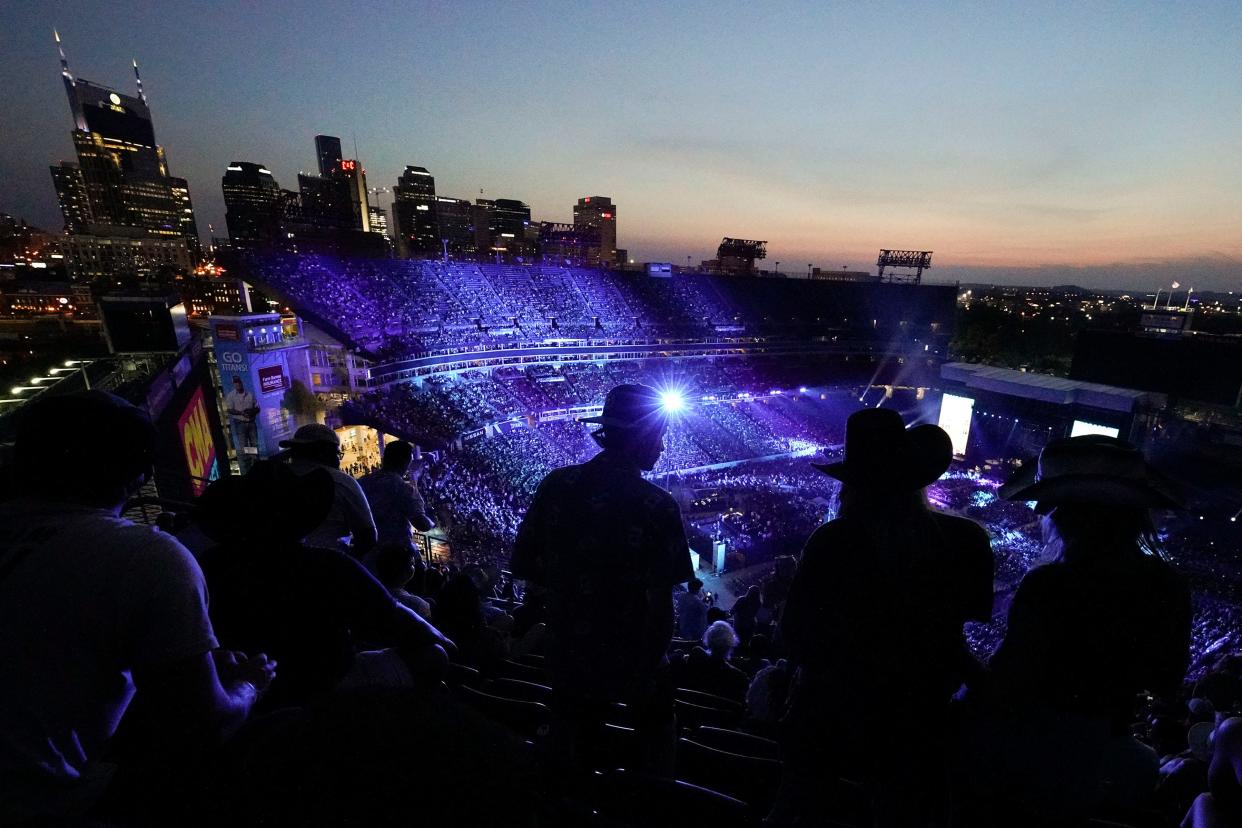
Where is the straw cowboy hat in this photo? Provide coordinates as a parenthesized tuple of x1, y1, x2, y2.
(999, 435, 1181, 509)
(813, 408, 953, 491)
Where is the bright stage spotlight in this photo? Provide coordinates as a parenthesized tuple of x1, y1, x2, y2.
(660, 390, 685, 413)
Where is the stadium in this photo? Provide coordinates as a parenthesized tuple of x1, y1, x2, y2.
(111, 261, 1106, 656)
(234, 256, 946, 542)
(205, 253, 1238, 680)
(4, 252, 1240, 826)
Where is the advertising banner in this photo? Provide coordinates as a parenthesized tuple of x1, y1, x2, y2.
(258, 364, 288, 394)
(178, 387, 219, 496)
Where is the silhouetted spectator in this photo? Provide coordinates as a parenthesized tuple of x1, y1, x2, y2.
(676, 577, 709, 641)
(359, 440, 434, 551)
(198, 460, 451, 709)
(1182, 716, 1242, 827)
(369, 541, 433, 618)
(731, 585, 762, 641)
(432, 571, 506, 668)
(513, 384, 692, 775)
(0, 392, 275, 825)
(745, 658, 792, 737)
(676, 621, 749, 701)
(959, 435, 1192, 826)
(770, 408, 992, 827)
(280, 423, 376, 555)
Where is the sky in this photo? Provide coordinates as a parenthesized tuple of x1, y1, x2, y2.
(1, 1, 1240, 290)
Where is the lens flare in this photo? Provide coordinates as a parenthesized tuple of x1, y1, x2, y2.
(660, 390, 685, 413)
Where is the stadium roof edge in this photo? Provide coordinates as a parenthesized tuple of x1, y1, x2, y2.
(940, 362, 1166, 413)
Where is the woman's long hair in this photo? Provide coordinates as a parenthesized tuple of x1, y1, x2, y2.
(835, 483, 935, 564)
(1042, 502, 1165, 564)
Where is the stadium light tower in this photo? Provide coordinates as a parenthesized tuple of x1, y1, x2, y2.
(876, 249, 933, 284)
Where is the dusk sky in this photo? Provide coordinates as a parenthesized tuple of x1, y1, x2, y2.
(2, 1, 1240, 289)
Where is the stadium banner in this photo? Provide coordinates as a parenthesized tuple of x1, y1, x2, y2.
(178, 387, 219, 496)
(211, 315, 314, 469)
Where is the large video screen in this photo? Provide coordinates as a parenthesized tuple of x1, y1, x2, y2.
(1070, 420, 1120, 439)
(938, 393, 975, 456)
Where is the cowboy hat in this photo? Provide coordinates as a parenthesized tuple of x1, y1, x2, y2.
(579, 383, 666, 431)
(279, 422, 341, 449)
(999, 435, 1181, 509)
(197, 459, 335, 543)
(813, 408, 953, 491)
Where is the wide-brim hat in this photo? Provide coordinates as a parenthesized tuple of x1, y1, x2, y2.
(579, 383, 665, 431)
(813, 408, 953, 491)
(279, 422, 341, 449)
(999, 435, 1181, 509)
(197, 459, 335, 543)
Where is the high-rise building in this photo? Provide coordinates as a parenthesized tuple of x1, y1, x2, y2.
(315, 135, 343, 178)
(297, 172, 353, 230)
(47, 32, 200, 263)
(392, 166, 438, 258)
(368, 206, 388, 237)
(50, 162, 92, 233)
(573, 196, 618, 267)
(472, 199, 496, 254)
(486, 199, 532, 259)
(433, 197, 474, 257)
(221, 162, 284, 244)
(217, 138, 385, 257)
(335, 158, 370, 232)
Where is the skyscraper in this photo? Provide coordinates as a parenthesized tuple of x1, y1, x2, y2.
(50, 161, 92, 233)
(472, 199, 497, 255)
(368, 206, 389, 237)
(392, 166, 438, 258)
(297, 172, 353, 230)
(221, 162, 284, 244)
(47, 32, 201, 265)
(315, 135, 343, 178)
(336, 158, 370, 233)
(433, 197, 474, 257)
(494, 199, 533, 259)
(573, 196, 618, 267)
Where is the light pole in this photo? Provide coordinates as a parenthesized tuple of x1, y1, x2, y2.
(775, 261, 780, 276)
(1151, 288, 1163, 310)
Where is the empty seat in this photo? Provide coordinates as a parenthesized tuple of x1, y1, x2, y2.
(674, 699, 741, 731)
(687, 725, 780, 760)
(676, 737, 780, 813)
(485, 677, 553, 705)
(495, 658, 549, 683)
(514, 652, 547, 669)
(446, 662, 481, 689)
(455, 685, 550, 741)
(594, 768, 750, 828)
(674, 687, 744, 714)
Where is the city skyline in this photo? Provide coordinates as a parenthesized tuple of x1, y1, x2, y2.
(1, 1, 1240, 289)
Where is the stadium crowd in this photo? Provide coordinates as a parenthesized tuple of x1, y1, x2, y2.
(246, 255, 950, 357)
(3, 384, 1242, 827)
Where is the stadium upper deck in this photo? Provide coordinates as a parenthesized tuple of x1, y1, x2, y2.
(239, 255, 958, 371)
